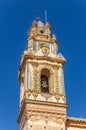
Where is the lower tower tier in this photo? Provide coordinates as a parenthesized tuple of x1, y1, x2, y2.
(18, 90, 68, 130)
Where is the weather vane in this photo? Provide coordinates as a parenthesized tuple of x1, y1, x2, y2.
(35, 10, 47, 23)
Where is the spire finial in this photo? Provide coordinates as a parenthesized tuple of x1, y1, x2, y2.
(45, 10, 47, 23)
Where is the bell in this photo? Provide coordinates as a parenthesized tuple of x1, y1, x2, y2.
(42, 81, 48, 92)
(43, 84, 47, 88)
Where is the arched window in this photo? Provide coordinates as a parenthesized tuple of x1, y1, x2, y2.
(41, 69, 50, 93)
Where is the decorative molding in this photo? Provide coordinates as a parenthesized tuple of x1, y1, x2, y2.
(18, 98, 68, 124)
(23, 90, 66, 103)
(66, 117, 86, 128)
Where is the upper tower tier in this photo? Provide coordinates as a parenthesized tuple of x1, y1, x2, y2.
(20, 20, 65, 65)
(18, 20, 66, 103)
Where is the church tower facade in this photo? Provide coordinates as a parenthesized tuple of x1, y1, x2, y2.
(18, 20, 68, 130)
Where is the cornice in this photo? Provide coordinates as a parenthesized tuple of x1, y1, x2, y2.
(18, 54, 65, 80)
(21, 54, 65, 66)
(28, 34, 58, 44)
(66, 117, 86, 128)
(18, 99, 68, 124)
(24, 99, 68, 108)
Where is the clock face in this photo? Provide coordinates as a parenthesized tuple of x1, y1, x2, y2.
(42, 46, 50, 55)
(33, 41, 52, 55)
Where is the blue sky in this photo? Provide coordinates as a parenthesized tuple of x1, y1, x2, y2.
(0, 0, 86, 130)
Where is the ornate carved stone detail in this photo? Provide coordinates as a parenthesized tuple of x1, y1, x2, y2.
(19, 110, 27, 130)
(55, 95, 66, 103)
(26, 103, 66, 115)
(26, 111, 66, 123)
(23, 90, 66, 104)
(20, 111, 66, 130)
(31, 64, 37, 91)
(52, 66, 59, 94)
(37, 64, 54, 94)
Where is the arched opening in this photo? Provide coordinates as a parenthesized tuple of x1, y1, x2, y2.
(41, 69, 50, 93)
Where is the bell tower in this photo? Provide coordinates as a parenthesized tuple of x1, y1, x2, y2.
(18, 20, 68, 130)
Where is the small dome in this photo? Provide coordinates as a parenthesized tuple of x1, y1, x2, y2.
(52, 34, 56, 40)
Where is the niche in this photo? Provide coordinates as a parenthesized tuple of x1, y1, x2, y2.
(41, 69, 50, 93)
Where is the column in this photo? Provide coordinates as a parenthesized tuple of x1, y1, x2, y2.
(25, 64, 28, 90)
(58, 65, 65, 95)
(20, 79, 25, 105)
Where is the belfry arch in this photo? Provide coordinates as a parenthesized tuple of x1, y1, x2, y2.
(41, 68, 50, 93)
(36, 65, 54, 94)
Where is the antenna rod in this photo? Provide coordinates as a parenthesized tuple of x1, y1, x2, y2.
(45, 10, 47, 23)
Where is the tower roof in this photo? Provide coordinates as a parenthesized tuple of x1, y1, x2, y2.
(19, 19, 66, 70)
(28, 20, 54, 42)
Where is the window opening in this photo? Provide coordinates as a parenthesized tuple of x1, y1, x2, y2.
(41, 75, 49, 93)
